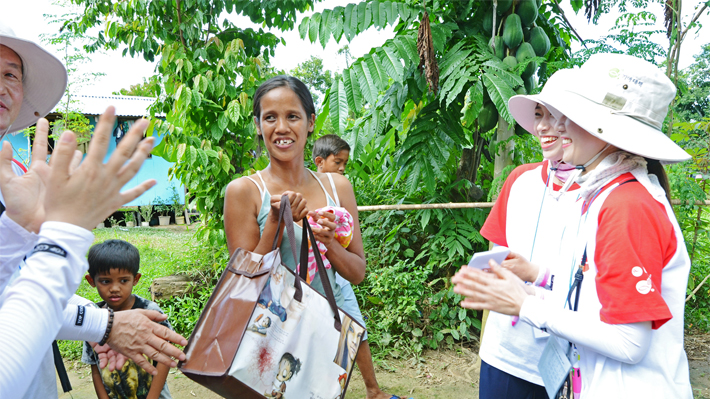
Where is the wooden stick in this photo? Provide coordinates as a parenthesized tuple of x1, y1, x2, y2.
(357, 200, 710, 212)
(357, 202, 495, 211)
(687, 272, 710, 303)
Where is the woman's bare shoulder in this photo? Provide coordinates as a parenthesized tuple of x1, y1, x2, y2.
(225, 175, 262, 204)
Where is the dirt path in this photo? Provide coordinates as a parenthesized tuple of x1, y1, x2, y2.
(59, 336, 710, 399)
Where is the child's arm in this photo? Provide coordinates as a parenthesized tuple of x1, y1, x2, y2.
(90, 364, 111, 399)
(146, 362, 170, 399)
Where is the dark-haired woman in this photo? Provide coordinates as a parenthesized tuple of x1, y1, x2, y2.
(224, 75, 365, 306)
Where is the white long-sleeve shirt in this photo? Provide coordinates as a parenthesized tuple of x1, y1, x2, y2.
(0, 214, 96, 398)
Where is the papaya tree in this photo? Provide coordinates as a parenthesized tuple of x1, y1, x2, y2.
(293, 0, 587, 350)
(298, 0, 577, 198)
(65, 0, 315, 247)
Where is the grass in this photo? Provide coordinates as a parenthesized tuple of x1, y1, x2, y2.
(60, 226, 221, 360)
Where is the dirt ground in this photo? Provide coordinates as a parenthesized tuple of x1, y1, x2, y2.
(57, 334, 710, 399)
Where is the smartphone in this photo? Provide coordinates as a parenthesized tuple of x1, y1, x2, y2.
(468, 246, 511, 270)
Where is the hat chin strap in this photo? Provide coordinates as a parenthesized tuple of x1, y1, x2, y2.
(0, 124, 11, 142)
(552, 143, 611, 199)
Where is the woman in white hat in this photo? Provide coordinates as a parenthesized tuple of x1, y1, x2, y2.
(453, 53, 692, 397)
(476, 70, 584, 398)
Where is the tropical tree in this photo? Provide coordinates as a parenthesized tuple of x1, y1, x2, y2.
(66, 0, 314, 246)
(113, 75, 163, 97)
(290, 55, 335, 106)
(293, 0, 586, 350)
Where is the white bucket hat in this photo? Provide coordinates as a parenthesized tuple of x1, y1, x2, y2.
(0, 21, 67, 135)
(507, 69, 576, 135)
(537, 53, 690, 164)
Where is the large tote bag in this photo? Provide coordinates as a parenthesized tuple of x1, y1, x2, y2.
(179, 195, 365, 398)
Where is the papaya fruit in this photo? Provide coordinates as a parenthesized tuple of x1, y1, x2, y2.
(516, 0, 538, 27)
(478, 102, 499, 132)
(516, 42, 537, 79)
(523, 74, 535, 94)
(523, 26, 531, 42)
(516, 85, 527, 95)
(502, 14, 523, 49)
(529, 26, 551, 56)
(483, 8, 494, 34)
(515, 123, 528, 136)
(488, 36, 505, 60)
(503, 55, 518, 70)
(536, 0, 542, 7)
(497, 0, 513, 15)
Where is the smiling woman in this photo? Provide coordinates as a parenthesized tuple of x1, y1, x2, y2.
(223, 75, 366, 306)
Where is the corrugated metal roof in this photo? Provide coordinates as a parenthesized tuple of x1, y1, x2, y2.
(51, 94, 161, 118)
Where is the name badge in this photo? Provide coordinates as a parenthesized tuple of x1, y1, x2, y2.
(538, 336, 572, 399)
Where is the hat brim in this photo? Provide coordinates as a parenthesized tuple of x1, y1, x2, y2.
(508, 94, 547, 135)
(0, 35, 67, 134)
(540, 91, 690, 164)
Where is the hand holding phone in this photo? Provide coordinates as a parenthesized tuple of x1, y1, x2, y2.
(468, 246, 511, 270)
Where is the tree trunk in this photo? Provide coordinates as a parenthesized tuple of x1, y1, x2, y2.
(150, 275, 197, 301)
(479, 116, 515, 357)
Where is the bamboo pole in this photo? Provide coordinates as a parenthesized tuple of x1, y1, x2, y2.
(356, 200, 710, 212)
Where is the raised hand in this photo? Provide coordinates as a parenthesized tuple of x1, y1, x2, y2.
(43, 106, 156, 230)
(0, 118, 51, 232)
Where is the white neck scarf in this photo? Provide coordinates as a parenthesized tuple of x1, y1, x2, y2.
(576, 151, 649, 202)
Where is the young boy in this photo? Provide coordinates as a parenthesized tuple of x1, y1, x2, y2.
(82, 240, 173, 399)
(313, 134, 350, 175)
(313, 135, 407, 399)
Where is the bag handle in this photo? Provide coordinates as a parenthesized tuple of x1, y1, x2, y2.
(302, 219, 343, 332)
(270, 194, 305, 302)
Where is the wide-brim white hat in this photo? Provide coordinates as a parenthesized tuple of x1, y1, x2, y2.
(0, 21, 67, 134)
(508, 69, 576, 135)
(539, 54, 690, 164)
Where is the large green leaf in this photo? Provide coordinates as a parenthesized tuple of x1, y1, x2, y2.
(309, 13, 321, 43)
(329, 77, 349, 135)
(354, 61, 377, 105)
(357, 2, 368, 33)
(364, 53, 385, 91)
(379, 45, 404, 83)
(342, 68, 363, 111)
(319, 9, 332, 48)
(482, 72, 516, 125)
(343, 3, 355, 40)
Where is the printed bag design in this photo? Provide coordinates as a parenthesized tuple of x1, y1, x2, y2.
(179, 196, 365, 399)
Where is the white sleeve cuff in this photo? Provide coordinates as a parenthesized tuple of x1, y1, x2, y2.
(56, 304, 108, 342)
(519, 295, 552, 330)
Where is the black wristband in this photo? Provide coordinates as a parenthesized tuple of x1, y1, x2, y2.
(30, 243, 67, 258)
(98, 308, 114, 346)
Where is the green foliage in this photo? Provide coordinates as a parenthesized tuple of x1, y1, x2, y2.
(68, 0, 316, 249)
(113, 75, 162, 97)
(138, 205, 154, 223)
(352, 173, 489, 354)
(160, 285, 215, 338)
(290, 56, 335, 106)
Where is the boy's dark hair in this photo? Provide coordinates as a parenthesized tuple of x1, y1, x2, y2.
(253, 75, 316, 135)
(87, 239, 140, 278)
(280, 352, 302, 378)
(312, 134, 351, 162)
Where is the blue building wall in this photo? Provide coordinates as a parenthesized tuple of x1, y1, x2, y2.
(1, 119, 184, 207)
